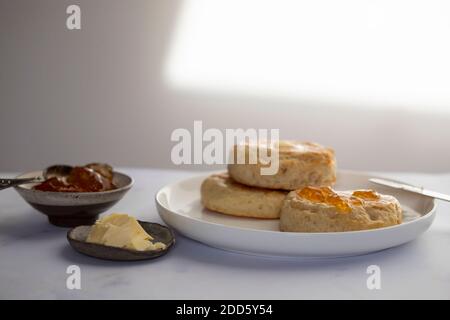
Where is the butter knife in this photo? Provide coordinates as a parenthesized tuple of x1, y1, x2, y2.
(369, 178, 450, 202)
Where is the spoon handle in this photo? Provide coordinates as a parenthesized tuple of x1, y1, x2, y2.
(0, 177, 42, 190)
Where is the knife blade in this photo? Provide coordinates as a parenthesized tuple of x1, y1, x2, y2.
(369, 178, 450, 202)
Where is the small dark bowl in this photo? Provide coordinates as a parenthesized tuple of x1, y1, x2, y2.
(14, 170, 133, 227)
(67, 221, 175, 261)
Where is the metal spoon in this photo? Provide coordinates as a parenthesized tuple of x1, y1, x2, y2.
(43, 164, 73, 179)
(0, 165, 73, 191)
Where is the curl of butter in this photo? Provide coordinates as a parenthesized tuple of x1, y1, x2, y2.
(86, 213, 166, 251)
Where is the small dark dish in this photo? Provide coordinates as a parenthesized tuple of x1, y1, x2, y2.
(14, 170, 133, 227)
(67, 221, 175, 261)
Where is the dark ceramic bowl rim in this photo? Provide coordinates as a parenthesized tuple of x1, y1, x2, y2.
(67, 221, 176, 256)
(14, 170, 134, 196)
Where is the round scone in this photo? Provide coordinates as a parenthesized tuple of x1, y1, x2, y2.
(280, 187, 402, 232)
(228, 141, 336, 190)
(201, 173, 288, 219)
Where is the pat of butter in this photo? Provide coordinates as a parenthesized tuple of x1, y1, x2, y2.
(86, 213, 166, 251)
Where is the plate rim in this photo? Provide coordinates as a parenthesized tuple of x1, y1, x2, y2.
(155, 170, 436, 236)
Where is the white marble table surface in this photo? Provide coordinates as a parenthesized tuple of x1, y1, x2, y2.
(0, 168, 449, 300)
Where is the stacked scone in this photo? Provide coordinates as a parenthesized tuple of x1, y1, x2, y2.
(201, 141, 402, 232)
(202, 141, 335, 219)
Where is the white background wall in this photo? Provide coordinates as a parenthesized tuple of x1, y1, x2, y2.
(1, 0, 449, 173)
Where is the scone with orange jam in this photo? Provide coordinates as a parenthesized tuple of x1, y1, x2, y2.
(228, 141, 336, 191)
(280, 187, 402, 232)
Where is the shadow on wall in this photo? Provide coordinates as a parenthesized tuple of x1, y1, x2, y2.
(0, 0, 449, 172)
(157, 88, 450, 173)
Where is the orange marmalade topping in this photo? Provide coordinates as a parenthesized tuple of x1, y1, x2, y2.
(297, 187, 377, 213)
(352, 190, 380, 200)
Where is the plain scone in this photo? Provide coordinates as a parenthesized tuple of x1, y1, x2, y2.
(228, 141, 336, 191)
(280, 187, 402, 232)
(201, 173, 288, 219)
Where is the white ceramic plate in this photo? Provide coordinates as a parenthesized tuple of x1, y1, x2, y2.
(156, 171, 436, 258)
